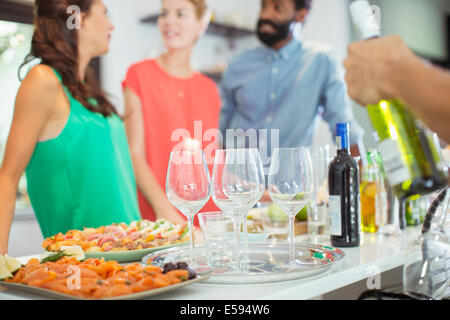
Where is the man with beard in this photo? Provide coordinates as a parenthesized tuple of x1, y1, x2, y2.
(219, 0, 364, 164)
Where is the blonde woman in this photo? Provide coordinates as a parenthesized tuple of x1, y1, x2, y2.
(123, 0, 220, 224)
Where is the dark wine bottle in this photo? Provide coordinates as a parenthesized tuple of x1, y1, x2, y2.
(328, 123, 360, 247)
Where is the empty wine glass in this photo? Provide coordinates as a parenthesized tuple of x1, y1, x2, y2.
(222, 148, 261, 271)
(166, 150, 212, 269)
(403, 190, 449, 300)
(268, 148, 314, 270)
(211, 149, 243, 272)
(241, 149, 266, 267)
(306, 145, 332, 244)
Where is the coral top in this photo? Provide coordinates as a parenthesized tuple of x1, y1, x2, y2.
(122, 59, 221, 223)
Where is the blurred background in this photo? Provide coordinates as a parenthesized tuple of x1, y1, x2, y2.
(0, 0, 449, 256)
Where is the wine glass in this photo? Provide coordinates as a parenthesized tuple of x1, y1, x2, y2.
(268, 148, 314, 270)
(306, 145, 332, 244)
(166, 150, 212, 269)
(222, 148, 261, 271)
(240, 149, 266, 267)
(403, 189, 449, 300)
(211, 149, 243, 272)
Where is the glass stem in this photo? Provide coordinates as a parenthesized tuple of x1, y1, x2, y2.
(241, 213, 249, 267)
(399, 196, 407, 230)
(288, 214, 296, 266)
(232, 216, 241, 272)
(188, 215, 195, 266)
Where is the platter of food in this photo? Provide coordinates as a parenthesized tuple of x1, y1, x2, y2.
(0, 253, 206, 300)
(42, 220, 189, 262)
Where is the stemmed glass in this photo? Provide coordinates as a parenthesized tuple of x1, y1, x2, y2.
(306, 145, 332, 243)
(268, 148, 314, 270)
(403, 189, 449, 300)
(211, 149, 243, 272)
(240, 149, 266, 267)
(222, 148, 262, 271)
(166, 150, 212, 268)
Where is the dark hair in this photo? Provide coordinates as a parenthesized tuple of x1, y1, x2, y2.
(293, 0, 312, 10)
(20, 0, 118, 117)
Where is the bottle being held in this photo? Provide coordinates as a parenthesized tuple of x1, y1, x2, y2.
(349, 1, 448, 205)
(405, 194, 421, 227)
(328, 123, 360, 247)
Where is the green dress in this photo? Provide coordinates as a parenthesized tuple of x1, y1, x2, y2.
(26, 67, 141, 238)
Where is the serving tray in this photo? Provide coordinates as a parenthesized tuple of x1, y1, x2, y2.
(143, 243, 344, 284)
(0, 275, 208, 300)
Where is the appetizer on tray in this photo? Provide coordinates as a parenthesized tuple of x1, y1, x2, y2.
(43, 219, 189, 253)
(0, 251, 198, 300)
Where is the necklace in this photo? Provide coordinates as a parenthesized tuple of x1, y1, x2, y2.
(157, 57, 193, 100)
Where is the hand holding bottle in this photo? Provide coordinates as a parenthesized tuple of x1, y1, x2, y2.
(343, 35, 418, 106)
(344, 1, 450, 143)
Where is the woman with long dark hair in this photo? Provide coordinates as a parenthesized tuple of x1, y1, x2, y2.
(0, 0, 141, 254)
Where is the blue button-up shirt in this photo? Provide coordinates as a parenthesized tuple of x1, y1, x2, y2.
(219, 38, 364, 163)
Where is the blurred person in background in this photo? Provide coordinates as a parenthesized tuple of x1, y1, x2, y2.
(0, 0, 141, 255)
(122, 0, 221, 224)
(219, 0, 365, 163)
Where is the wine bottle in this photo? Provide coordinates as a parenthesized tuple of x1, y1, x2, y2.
(328, 123, 360, 247)
(349, 1, 448, 227)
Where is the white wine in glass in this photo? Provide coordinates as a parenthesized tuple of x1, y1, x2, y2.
(268, 147, 314, 270)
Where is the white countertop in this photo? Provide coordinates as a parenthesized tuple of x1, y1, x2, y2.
(155, 228, 421, 300)
(0, 227, 422, 300)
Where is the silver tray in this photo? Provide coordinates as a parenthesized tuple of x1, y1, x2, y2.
(142, 243, 345, 284)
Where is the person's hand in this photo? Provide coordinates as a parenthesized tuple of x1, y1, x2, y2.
(155, 202, 186, 225)
(343, 35, 416, 106)
(259, 190, 272, 204)
(0, 243, 8, 256)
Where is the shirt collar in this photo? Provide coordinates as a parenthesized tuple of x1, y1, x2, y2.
(262, 38, 302, 60)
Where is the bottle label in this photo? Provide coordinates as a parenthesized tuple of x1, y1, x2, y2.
(329, 195, 342, 236)
(377, 138, 411, 187)
(336, 136, 342, 150)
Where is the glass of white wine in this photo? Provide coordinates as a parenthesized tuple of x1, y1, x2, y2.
(166, 150, 212, 269)
(268, 148, 314, 270)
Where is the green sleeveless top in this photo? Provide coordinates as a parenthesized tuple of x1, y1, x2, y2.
(26, 68, 141, 238)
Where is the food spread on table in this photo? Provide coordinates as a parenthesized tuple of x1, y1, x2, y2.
(42, 219, 189, 253)
(0, 251, 197, 299)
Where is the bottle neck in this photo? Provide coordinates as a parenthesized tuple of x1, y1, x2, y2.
(362, 166, 376, 182)
(439, 190, 449, 228)
(336, 135, 350, 153)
